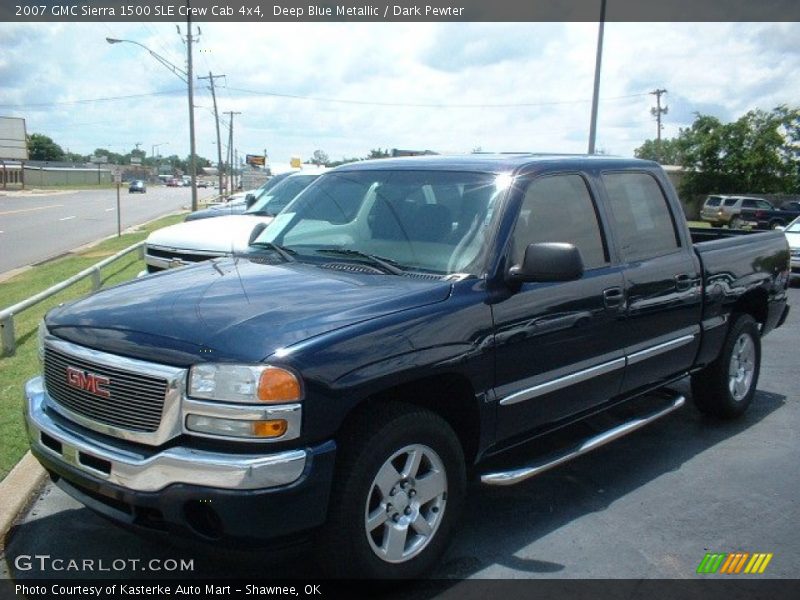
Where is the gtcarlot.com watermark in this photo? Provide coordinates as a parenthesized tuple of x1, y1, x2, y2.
(14, 554, 194, 573)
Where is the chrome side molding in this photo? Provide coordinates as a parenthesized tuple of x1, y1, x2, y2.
(481, 394, 685, 486)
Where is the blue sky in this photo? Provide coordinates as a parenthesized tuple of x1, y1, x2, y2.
(1, 22, 799, 166)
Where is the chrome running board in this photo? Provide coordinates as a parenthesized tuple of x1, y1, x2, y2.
(480, 394, 685, 486)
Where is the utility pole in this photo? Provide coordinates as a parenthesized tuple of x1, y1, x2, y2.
(224, 110, 241, 196)
(588, 0, 607, 155)
(650, 88, 669, 161)
(199, 72, 226, 199)
(179, 4, 199, 212)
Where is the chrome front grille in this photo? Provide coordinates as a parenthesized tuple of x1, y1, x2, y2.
(44, 346, 167, 433)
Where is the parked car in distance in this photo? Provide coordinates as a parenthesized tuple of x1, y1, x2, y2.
(700, 195, 773, 227)
(27, 155, 790, 578)
(143, 169, 323, 272)
(738, 200, 800, 230)
(784, 216, 800, 275)
(197, 180, 210, 188)
(128, 180, 146, 194)
(166, 178, 180, 187)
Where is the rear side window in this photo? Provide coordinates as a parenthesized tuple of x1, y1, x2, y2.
(511, 173, 608, 270)
(705, 197, 721, 207)
(602, 172, 680, 262)
(723, 198, 738, 207)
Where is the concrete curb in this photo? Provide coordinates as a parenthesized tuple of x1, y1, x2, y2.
(0, 452, 46, 549)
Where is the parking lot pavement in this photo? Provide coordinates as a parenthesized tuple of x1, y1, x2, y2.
(1, 286, 798, 582)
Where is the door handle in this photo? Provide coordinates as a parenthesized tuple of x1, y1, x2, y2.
(674, 274, 692, 291)
(603, 287, 624, 309)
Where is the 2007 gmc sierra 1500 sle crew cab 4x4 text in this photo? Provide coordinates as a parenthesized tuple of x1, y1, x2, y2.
(24, 155, 790, 578)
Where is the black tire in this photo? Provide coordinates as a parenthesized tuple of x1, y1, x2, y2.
(691, 314, 761, 419)
(729, 217, 743, 229)
(317, 402, 465, 579)
(769, 220, 785, 230)
(711, 222, 723, 228)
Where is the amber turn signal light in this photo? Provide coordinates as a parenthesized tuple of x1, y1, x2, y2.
(257, 367, 302, 403)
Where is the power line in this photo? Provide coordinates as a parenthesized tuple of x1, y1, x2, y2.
(0, 90, 185, 109)
(225, 86, 650, 109)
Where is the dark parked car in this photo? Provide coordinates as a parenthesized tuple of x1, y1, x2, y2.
(128, 180, 146, 193)
(737, 200, 800, 230)
(27, 155, 790, 578)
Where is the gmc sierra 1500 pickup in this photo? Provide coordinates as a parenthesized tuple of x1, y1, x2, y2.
(25, 155, 790, 578)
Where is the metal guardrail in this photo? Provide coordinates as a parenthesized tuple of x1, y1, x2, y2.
(0, 242, 145, 357)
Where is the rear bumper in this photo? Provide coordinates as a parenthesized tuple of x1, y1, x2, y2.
(25, 377, 336, 543)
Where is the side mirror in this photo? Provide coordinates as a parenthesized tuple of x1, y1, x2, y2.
(245, 193, 257, 209)
(508, 243, 584, 284)
(248, 222, 268, 246)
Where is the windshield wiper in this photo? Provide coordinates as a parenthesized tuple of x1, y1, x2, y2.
(249, 241, 297, 262)
(316, 248, 406, 275)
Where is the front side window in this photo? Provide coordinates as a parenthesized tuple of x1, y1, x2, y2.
(602, 172, 680, 262)
(253, 170, 507, 275)
(510, 174, 608, 270)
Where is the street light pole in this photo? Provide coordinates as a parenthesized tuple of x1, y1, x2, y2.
(105, 15, 198, 211)
(587, 0, 607, 155)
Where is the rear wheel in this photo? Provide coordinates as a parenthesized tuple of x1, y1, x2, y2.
(317, 403, 465, 578)
(710, 222, 723, 228)
(691, 314, 761, 419)
(769, 220, 785, 230)
(729, 217, 744, 229)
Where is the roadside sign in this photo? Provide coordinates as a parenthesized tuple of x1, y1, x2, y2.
(290, 156, 302, 169)
(0, 116, 28, 160)
(130, 157, 142, 165)
(246, 154, 265, 167)
(113, 173, 122, 184)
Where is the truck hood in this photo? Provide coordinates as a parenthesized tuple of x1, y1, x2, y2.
(45, 258, 452, 366)
(146, 214, 272, 254)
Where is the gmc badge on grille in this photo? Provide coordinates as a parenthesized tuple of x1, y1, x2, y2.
(65, 366, 111, 398)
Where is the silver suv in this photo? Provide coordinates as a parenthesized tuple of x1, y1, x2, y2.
(700, 195, 773, 227)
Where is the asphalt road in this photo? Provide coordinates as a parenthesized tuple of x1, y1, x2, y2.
(1, 285, 798, 586)
(0, 187, 215, 275)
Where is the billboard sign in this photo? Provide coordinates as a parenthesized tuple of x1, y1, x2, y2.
(246, 154, 266, 167)
(0, 116, 28, 160)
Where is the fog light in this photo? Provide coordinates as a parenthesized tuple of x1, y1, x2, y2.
(186, 415, 288, 439)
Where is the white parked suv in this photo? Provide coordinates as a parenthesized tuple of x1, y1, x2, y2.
(143, 169, 324, 273)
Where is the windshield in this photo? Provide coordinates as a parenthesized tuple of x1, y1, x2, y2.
(245, 175, 319, 216)
(786, 219, 800, 233)
(251, 170, 507, 276)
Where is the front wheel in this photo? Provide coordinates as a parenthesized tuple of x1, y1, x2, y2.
(691, 313, 761, 419)
(317, 403, 465, 578)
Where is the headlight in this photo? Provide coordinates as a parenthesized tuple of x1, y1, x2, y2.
(188, 364, 303, 404)
(37, 320, 48, 365)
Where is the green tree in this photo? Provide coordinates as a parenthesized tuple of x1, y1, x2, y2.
(634, 138, 684, 164)
(367, 148, 391, 159)
(636, 106, 800, 199)
(308, 149, 330, 166)
(678, 107, 800, 197)
(27, 133, 65, 161)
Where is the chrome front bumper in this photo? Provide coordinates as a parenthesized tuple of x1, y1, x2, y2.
(24, 377, 307, 493)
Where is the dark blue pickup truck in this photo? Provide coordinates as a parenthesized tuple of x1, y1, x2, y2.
(25, 155, 790, 578)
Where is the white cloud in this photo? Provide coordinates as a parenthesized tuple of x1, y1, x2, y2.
(1, 21, 799, 163)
